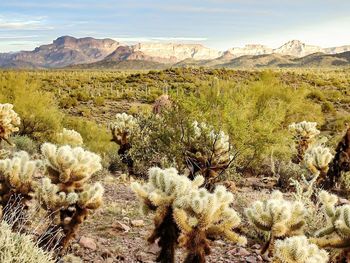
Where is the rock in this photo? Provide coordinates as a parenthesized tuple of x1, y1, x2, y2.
(112, 221, 130, 232)
(236, 247, 250, 257)
(79, 236, 97, 251)
(252, 244, 261, 250)
(131, 219, 145, 227)
(245, 256, 258, 263)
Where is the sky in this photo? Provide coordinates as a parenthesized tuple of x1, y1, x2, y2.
(0, 0, 350, 52)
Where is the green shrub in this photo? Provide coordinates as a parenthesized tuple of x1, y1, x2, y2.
(0, 72, 63, 141)
(175, 72, 324, 169)
(11, 135, 38, 155)
(93, 96, 105, 106)
(62, 116, 115, 157)
(59, 96, 78, 108)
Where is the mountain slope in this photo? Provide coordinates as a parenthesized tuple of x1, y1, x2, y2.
(0, 36, 120, 68)
(1, 36, 350, 69)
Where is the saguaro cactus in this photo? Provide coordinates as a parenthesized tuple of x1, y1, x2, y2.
(173, 185, 246, 263)
(0, 103, 20, 145)
(273, 236, 329, 263)
(131, 167, 205, 263)
(289, 121, 320, 163)
(246, 191, 306, 255)
(36, 143, 103, 250)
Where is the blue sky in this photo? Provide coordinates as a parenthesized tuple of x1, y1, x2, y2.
(0, 0, 349, 52)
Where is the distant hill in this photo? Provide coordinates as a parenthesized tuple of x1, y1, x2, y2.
(1, 36, 350, 69)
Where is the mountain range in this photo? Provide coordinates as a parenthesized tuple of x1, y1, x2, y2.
(1, 36, 350, 69)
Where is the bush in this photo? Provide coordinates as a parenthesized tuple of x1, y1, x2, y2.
(59, 96, 78, 108)
(0, 72, 63, 141)
(174, 72, 324, 170)
(11, 135, 38, 155)
(62, 116, 115, 157)
(93, 96, 105, 106)
(0, 222, 54, 263)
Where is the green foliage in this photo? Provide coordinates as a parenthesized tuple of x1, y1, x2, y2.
(0, 72, 63, 141)
(175, 72, 324, 169)
(59, 95, 78, 108)
(62, 116, 115, 156)
(9, 135, 38, 155)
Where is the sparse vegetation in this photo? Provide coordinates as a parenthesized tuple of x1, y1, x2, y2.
(0, 68, 349, 262)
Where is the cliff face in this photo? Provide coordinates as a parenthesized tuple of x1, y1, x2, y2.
(131, 43, 223, 62)
(1, 36, 350, 68)
(0, 36, 120, 68)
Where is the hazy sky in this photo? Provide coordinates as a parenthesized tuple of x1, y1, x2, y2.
(0, 0, 349, 52)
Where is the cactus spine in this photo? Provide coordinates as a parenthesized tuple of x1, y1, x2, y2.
(289, 121, 320, 163)
(246, 191, 306, 255)
(36, 143, 103, 250)
(109, 113, 139, 174)
(131, 167, 204, 263)
(0, 151, 40, 222)
(273, 235, 329, 263)
(56, 128, 83, 146)
(311, 190, 350, 261)
(173, 185, 246, 263)
(0, 103, 20, 145)
(185, 121, 233, 189)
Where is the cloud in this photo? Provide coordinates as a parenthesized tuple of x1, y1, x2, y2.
(0, 35, 39, 40)
(0, 16, 53, 30)
(112, 36, 208, 43)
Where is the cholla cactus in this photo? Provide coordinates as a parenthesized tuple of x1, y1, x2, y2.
(131, 167, 204, 263)
(37, 143, 103, 250)
(0, 151, 40, 221)
(0, 103, 20, 145)
(41, 143, 102, 190)
(173, 185, 246, 263)
(109, 113, 139, 174)
(56, 128, 83, 146)
(109, 112, 138, 146)
(304, 145, 333, 175)
(246, 191, 306, 255)
(273, 236, 329, 263)
(311, 191, 350, 260)
(304, 145, 333, 186)
(289, 121, 320, 163)
(185, 121, 233, 189)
